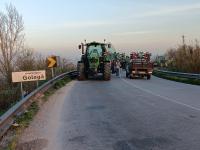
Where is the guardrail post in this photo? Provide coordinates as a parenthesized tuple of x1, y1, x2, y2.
(51, 68, 54, 78)
(20, 82, 24, 99)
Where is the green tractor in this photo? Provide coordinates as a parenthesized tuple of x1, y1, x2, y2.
(77, 41, 115, 81)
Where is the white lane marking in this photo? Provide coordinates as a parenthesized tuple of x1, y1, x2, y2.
(122, 79, 200, 112)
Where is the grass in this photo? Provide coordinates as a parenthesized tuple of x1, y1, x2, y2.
(0, 77, 72, 150)
(15, 102, 39, 127)
(43, 77, 71, 101)
(153, 70, 200, 85)
(43, 88, 56, 102)
(0, 102, 40, 150)
(6, 135, 17, 150)
(0, 110, 4, 116)
(53, 76, 71, 89)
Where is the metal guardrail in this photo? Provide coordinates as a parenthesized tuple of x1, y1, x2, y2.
(154, 69, 200, 80)
(0, 70, 77, 138)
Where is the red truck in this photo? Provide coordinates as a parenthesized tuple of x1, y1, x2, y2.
(126, 52, 153, 80)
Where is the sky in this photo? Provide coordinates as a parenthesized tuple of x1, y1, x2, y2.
(0, 0, 200, 61)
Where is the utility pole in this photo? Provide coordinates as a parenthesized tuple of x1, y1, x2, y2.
(182, 35, 185, 46)
(182, 35, 186, 50)
(195, 39, 199, 49)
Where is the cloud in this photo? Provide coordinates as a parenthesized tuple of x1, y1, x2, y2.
(112, 30, 156, 36)
(27, 21, 115, 32)
(136, 3, 200, 18)
(63, 21, 113, 28)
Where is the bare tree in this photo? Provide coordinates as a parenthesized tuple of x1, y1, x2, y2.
(60, 58, 75, 72)
(16, 48, 35, 71)
(35, 53, 46, 70)
(0, 4, 24, 85)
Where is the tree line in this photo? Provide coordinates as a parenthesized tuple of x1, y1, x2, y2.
(0, 4, 75, 86)
(165, 38, 200, 73)
(0, 4, 75, 112)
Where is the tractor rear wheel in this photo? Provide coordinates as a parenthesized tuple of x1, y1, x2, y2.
(77, 62, 86, 81)
(147, 74, 151, 80)
(103, 62, 111, 81)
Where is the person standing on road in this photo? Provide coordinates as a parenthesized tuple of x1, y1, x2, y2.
(111, 60, 116, 74)
(119, 62, 123, 78)
(116, 60, 121, 77)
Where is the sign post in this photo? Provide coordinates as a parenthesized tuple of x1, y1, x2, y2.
(47, 56, 60, 78)
(20, 82, 23, 99)
(12, 70, 46, 99)
(51, 68, 54, 78)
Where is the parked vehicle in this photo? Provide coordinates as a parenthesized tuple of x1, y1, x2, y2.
(77, 41, 115, 81)
(126, 52, 153, 80)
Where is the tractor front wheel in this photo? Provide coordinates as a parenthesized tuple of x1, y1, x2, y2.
(103, 62, 111, 81)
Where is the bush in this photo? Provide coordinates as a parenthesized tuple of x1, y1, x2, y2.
(53, 77, 71, 89)
(0, 85, 21, 115)
(166, 44, 200, 73)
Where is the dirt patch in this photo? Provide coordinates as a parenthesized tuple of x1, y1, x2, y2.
(17, 81, 75, 150)
(16, 138, 48, 150)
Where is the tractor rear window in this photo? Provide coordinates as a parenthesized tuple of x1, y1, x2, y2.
(87, 45, 102, 56)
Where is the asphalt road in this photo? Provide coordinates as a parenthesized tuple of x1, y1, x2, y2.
(18, 73, 200, 150)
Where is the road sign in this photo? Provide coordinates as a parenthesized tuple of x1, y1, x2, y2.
(47, 56, 57, 68)
(12, 70, 46, 83)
